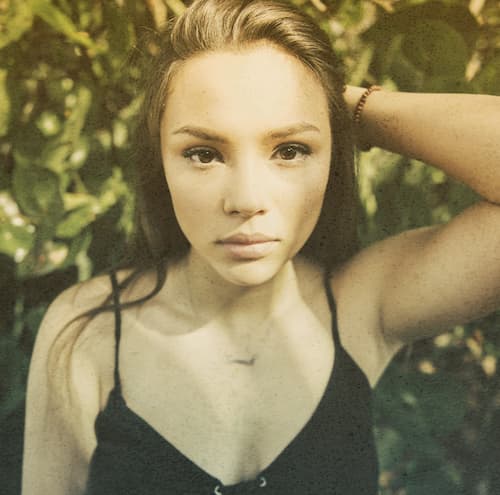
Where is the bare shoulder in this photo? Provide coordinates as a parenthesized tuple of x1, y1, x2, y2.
(36, 267, 144, 351)
(38, 272, 113, 340)
(29, 267, 156, 421)
(33, 268, 148, 404)
(23, 272, 128, 494)
(30, 273, 122, 418)
(35, 273, 114, 375)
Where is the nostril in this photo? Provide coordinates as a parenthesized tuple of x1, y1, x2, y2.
(223, 201, 266, 218)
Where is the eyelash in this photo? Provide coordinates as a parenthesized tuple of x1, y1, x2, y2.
(272, 143, 312, 162)
(181, 143, 312, 168)
(182, 147, 224, 166)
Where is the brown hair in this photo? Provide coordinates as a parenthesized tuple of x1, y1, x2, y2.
(127, 0, 358, 285)
(47, 0, 359, 396)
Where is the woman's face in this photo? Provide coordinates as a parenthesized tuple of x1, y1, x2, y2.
(160, 43, 332, 286)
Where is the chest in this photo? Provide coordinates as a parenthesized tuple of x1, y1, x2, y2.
(117, 308, 334, 485)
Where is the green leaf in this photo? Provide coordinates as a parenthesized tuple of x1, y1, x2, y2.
(388, 37, 425, 91)
(40, 140, 73, 173)
(376, 369, 467, 437)
(375, 427, 406, 471)
(67, 137, 90, 169)
(39, 85, 92, 173)
(59, 84, 92, 146)
(472, 55, 500, 96)
(63, 192, 94, 211)
(12, 164, 64, 221)
(364, 3, 477, 86)
(34, 240, 69, 275)
(55, 204, 97, 238)
(62, 228, 91, 272)
(405, 464, 462, 495)
(165, 0, 187, 17)
(0, 223, 34, 262)
(35, 110, 61, 137)
(12, 124, 48, 167)
(56, 168, 129, 239)
(413, 373, 467, 436)
(0, 69, 10, 136)
(22, 305, 47, 337)
(112, 119, 128, 148)
(0, 334, 28, 421)
(402, 20, 468, 77)
(420, 74, 469, 93)
(31, 0, 96, 49)
(0, 1, 34, 50)
(102, 1, 135, 68)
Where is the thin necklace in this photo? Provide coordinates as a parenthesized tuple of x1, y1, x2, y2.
(222, 319, 272, 366)
(183, 263, 272, 366)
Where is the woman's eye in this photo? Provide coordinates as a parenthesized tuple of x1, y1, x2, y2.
(182, 147, 223, 165)
(273, 143, 311, 161)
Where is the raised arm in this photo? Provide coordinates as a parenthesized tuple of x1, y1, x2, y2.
(337, 87, 500, 349)
(344, 86, 500, 203)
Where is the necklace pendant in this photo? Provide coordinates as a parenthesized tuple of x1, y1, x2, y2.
(227, 356, 257, 366)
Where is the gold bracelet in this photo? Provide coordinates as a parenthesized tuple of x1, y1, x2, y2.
(353, 85, 381, 125)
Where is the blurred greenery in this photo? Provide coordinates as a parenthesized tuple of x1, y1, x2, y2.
(0, 0, 499, 493)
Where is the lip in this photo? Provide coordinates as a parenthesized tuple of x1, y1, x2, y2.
(218, 233, 278, 244)
(216, 233, 279, 260)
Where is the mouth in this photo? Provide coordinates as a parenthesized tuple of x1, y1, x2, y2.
(216, 233, 280, 260)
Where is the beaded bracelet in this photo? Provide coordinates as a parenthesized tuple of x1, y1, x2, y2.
(353, 85, 381, 124)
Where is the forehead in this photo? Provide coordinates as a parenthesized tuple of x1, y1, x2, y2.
(162, 43, 330, 135)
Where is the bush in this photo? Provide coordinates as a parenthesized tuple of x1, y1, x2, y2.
(1, 0, 499, 493)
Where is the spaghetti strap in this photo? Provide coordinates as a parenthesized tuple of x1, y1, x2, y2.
(109, 270, 122, 392)
(323, 271, 342, 349)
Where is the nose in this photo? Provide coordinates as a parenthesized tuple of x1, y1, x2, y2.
(223, 159, 268, 218)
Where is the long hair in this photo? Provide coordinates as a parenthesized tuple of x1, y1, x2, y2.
(47, 0, 359, 397)
(126, 0, 358, 284)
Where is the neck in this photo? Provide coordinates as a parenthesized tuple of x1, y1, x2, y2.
(182, 250, 302, 329)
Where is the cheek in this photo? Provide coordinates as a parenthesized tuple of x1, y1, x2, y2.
(164, 174, 217, 239)
(295, 169, 329, 217)
(295, 185, 327, 232)
(283, 169, 330, 244)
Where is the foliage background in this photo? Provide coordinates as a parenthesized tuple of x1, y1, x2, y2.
(0, 0, 499, 493)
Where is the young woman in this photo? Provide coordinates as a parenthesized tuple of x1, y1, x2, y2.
(22, 0, 500, 494)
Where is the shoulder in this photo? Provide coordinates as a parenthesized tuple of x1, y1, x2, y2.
(30, 271, 130, 416)
(36, 272, 115, 362)
(37, 267, 147, 353)
(35, 267, 161, 400)
(23, 267, 165, 492)
(23, 274, 118, 492)
(39, 272, 114, 336)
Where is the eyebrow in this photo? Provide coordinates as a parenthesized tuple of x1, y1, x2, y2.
(171, 122, 321, 143)
(266, 122, 321, 140)
(172, 126, 228, 144)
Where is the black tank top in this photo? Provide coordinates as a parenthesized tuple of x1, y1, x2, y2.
(85, 272, 379, 494)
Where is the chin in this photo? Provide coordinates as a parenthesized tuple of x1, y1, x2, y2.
(216, 258, 286, 287)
